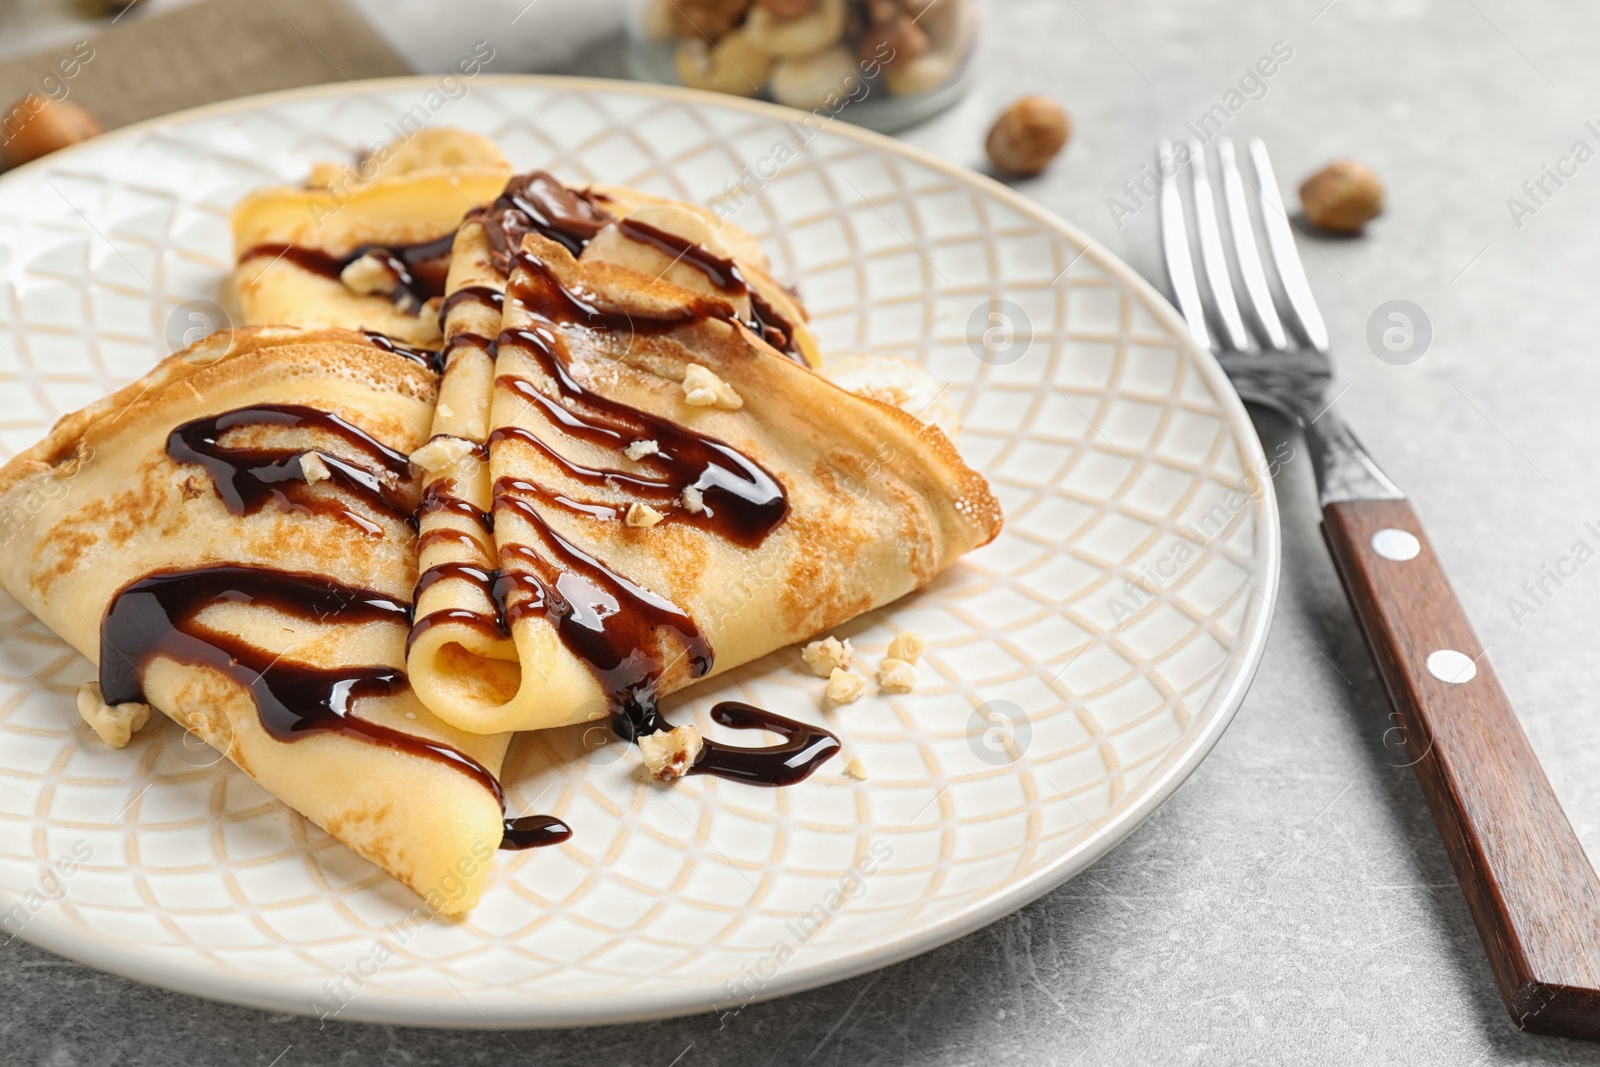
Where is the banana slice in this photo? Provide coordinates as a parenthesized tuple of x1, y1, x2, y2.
(769, 46, 862, 110)
(821, 353, 961, 442)
(582, 203, 755, 319)
(745, 0, 846, 57)
(675, 28, 774, 97)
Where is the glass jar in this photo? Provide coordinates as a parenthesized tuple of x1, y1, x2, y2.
(626, 0, 982, 133)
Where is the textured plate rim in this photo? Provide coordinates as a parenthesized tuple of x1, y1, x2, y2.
(0, 74, 1282, 1029)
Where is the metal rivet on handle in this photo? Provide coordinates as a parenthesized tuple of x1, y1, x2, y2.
(1426, 649, 1477, 684)
(1372, 528, 1421, 561)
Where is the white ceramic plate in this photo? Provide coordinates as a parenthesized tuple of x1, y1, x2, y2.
(0, 76, 1278, 1028)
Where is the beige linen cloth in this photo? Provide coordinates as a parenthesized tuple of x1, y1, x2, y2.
(0, 0, 410, 134)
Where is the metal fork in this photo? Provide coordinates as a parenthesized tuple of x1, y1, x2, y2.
(1160, 136, 1600, 1040)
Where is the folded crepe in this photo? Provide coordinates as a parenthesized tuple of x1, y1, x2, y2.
(405, 184, 1003, 737)
(230, 129, 513, 347)
(0, 326, 513, 912)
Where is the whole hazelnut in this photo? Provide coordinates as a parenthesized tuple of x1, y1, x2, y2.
(985, 95, 1070, 177)
(667, 0, 752, 41)
(856, 14, 930, 65)
(1299, 160, 1383, 234)
(0, 95, 101, 170)
(756, 0, 819, 16)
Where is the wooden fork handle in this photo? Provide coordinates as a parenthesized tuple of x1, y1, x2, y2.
(1322, 497, 1600, 1038)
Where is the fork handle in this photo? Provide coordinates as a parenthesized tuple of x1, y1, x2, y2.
(1323, 497, 1600, 1038)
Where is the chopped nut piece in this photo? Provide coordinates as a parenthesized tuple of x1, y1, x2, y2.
(682, 486, 706, 513)
(843, 755, 869, 780)
(985, 95, 1071, 177)
(339, 252, 399, 296)
(626, 502, 665, 528)
(410, 435, 475, 474)
(682, 362, 743, 409)
(887, 630, 926, 663)
(299, 452, 331, 484)
(639, 724, 704, 781)
(1299, 160, 1384, 234)
(877, 657, 916, 692)
(801, 635, 854, 677)
(624, 439, 661, 461)
(75, 682, 151, 749)
(825, 667, 867, 704)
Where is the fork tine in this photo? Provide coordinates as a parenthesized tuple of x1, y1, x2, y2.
(1218, 138, 1288, 351)
(1187, 139, 1251, 352)
(1248, 138, 1330, 353)
(1157, 139, 1210, 351)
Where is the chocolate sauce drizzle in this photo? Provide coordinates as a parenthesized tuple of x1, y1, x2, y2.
(613, 218, 799, 358)
(618, 218, 746, 294)
(167, 405, 416, 534)
(466, 247, 838, 784)
(439, 285, 505, 325)
(468, 170, 614, 267)
(98, 566, 500, 799)
(135, 402, 574, 850)
(496, 252, 788, 547)
(362, 330, 444, 373)
(239, 231, 456, 311)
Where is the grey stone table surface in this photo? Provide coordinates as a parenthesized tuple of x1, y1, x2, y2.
(8, 0, 1600, 1063)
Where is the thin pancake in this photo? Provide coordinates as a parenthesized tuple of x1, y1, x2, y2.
(0, 327, 516, 913)
(406, 230, 1002, 737)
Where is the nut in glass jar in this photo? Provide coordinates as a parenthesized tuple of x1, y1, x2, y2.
(629, 0, 983, 132)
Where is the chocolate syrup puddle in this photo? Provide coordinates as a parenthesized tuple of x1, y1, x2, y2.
(168, 405, 415, 532)
(98, 566, 500, 801)
(501, 814, 573, 850)
(691, 702, 841, 786)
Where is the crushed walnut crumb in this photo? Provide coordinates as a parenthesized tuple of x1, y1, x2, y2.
(887, 630, 926, 664)
(299, 451, 331, 484)
(682, 363, 743, 409)
(410, 435, 474, 474)
(75, 682, 151, 749)
(801, 635, 854, 678)
(339, 252, 400, 297)
(825, 668, 867, 705)
(639, 724, 704, 781)
(625, 502, 665, 528)
(682, 486, 705, 513)
(877, 658, 916, 693)
(624, 439, 660, 461)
